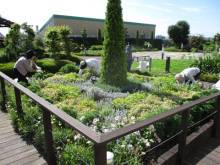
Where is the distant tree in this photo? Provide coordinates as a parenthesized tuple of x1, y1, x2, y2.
(99, 0, 127, 86)
(168, 20, 190, 48)
(150, 31, 154, 46)
(135, 30, 139, 45)
(4, 23, 21, 61)
(140, 30, 145, 39)
(81, 26, 87, 46)
(60, 25, 72, 59)
(189, 34, 206, 49)
(44, 26, 61, 62)
(124, 28, 129, 37)
(20, 22, 35, 53)
(34, 37, 45, 59)
(212, 33, 220, 44)
(97, 28, 102, 45)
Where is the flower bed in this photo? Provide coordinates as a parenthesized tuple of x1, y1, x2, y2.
(3, 70, 218, 164)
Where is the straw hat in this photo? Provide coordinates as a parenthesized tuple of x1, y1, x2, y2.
(175, 73, 185, 84)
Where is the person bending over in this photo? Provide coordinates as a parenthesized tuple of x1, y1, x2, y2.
(175, 67, 201, 85)
(78, 58, 101, 76)
(14, 50, 42, 84)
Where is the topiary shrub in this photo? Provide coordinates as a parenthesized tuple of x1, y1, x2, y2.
(100, 0, 127, 86)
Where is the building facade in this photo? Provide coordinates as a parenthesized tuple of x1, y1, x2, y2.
(38, 14, 156, 39)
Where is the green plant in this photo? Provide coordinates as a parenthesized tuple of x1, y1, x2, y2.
(168, 20, 190, 48)
(58, 64, 79, 74)
(44, 26, 61, 62)
(4, 23, 22, 61)
(199, 73, 219, 83)
(100, 0, 127, 86)
(97, 28, 102, 45)
(59, 25, 72, 60)
(90, 45, 103, 50)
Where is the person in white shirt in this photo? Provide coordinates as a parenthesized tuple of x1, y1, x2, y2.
(13, 50, 42, 84)
(78, 58, 101, 76)
(175, 67, 201, 85)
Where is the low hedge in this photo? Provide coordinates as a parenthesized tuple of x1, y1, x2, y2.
(0, 59, 76, 78)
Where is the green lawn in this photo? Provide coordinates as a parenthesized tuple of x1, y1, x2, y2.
(131, 59, 194, 75)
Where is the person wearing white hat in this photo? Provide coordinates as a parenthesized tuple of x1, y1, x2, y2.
(175, 67, 201, 85)
(78, 58, 101, 76)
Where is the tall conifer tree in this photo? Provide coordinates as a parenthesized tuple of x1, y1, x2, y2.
(100, 0, 127, 86)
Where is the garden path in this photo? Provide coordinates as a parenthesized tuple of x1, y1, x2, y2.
(0, 109, 47, 165)
(82, 51, 204, 62)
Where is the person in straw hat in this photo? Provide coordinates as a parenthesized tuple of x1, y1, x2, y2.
(175, 67, 201, 85)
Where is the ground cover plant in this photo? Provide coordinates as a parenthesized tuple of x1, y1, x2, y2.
(2, 59, 219, 164)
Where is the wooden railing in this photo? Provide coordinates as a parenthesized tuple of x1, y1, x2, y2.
(1, 71, 220, 165)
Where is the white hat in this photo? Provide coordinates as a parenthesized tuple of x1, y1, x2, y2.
(175, 73, 185, 83)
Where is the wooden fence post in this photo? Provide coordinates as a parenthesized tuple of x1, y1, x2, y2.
(212, 96, 220, 137)
(166, 57, 170, 72)
(0, 77, 6, 112)
(177, 109, 189, 165)
(94, 142, 107, 165)
(42, 108, 57, 165)
(14, 87, 23, 117)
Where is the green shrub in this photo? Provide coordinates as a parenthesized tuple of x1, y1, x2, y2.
(58, 64, 79, 74)
(90, 45, 103, 50)
(0, 62, 15, 78)
(190, 52, 220, 74)
(36, 59, 75, 74)
(199, 73, 219, 83)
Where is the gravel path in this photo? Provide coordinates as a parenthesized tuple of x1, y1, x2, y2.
(81, 51, 205, 62)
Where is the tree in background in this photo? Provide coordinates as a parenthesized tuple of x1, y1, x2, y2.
(150, 31, 154, 44)
(60, 25, 72, 59)
(140, 30, 145, 39)
(20, 22, 35, 53)
(189, 34, 206, 49)
(97, 28, 102, 45)
(168, 20, 190, 48)
(135, 30, 139, 45)
(34, 37, 45, 59)
(81, 26, 87, 46)
(44, 26, 61, 62)
(4, 23, 21, 61)
(100, 0, 127, 86)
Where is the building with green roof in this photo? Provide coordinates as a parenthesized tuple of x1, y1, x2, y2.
(38, 14, 156, 39)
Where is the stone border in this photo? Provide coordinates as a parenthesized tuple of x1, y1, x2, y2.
(156, 121, 214, 165)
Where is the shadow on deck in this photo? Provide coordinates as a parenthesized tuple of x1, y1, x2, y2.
(0, 110, 47, 165)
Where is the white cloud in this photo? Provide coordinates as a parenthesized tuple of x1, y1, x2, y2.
(182, 7, 200, 13)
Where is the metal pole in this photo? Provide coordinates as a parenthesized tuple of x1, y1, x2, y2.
(161, 44, 164, 59)
(149, 57, 152, 71)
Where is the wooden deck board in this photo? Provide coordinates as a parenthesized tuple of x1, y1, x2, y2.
(184, 137, 220, 165)
(0, 110, 47, 165)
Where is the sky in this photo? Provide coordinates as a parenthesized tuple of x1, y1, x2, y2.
(1, 0, 220, 38)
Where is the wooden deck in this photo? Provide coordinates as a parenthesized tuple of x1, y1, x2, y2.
(0, 110, 47, 165)
(184, 136, 220, 165)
